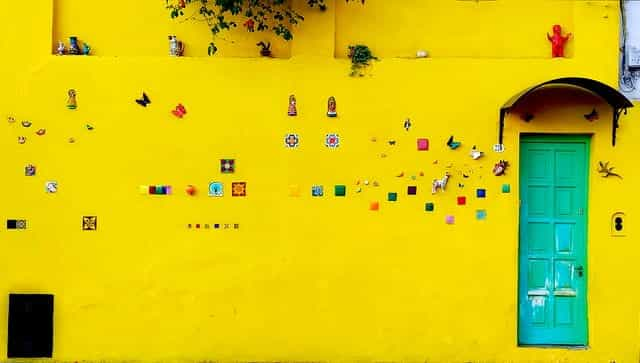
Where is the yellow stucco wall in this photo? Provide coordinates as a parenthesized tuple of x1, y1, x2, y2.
(1, 0, 638, 361)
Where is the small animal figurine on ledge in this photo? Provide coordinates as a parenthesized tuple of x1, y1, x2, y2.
(67, 89, 77, 110)
(56, 41, 66, 55)
(547, 25, 571, 58)
(493, 160, 509, 176)
(288, 95, 297, 116)
(584, 108, 599, 122)
(68, 36, 80, 55)
(432, 172, 450, 194)
(169, 35, 184, 56)
(598, 161, 622, 179)
(257, 41, 272, 57)
(82, 43, 91, 55)
(327, 96, 337, 117)
(470, 145, 484, 160)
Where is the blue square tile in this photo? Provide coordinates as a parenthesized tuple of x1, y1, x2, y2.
(388, 192, 398, 202)
(476, 189, 486, 198)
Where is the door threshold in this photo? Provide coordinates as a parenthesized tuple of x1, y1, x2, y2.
(518, 344, 589, 350)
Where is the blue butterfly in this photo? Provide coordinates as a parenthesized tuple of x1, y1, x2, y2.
(136, 92, 151, 107)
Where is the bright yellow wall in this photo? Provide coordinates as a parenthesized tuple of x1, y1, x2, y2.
(2, 1, 638, 362)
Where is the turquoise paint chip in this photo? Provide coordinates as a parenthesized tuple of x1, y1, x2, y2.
(502, 184, 511, 193)
(335, 185, 346, 196)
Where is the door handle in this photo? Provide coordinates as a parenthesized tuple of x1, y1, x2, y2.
(574, 265, 584, 277)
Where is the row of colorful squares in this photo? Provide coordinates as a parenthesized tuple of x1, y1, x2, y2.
(188, 223, 240, 229)
(285, 134, 431, 150)
(6, 217, 97, 230)
(142, 183, 512, 197)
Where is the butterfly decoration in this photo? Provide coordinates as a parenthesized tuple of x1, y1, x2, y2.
(172, 103, 187, 118)
(470, 145, 484, 160)
(396, 172, 404, 177)
(403, 118, 412, 131)
(21, 120, 32, 128)
(68, 137, 76, 143)
(493, 160, 509, 176)
(447, 135, 461, 150)
(36, 129, 46, 136)
(584, 108, 599, 122)
(86, 124, 94, 130)
(388, 140, 396, 146)
(521, 112, 534, 122)
(598, 161, 622, 179)
(136, 92, 151, 107)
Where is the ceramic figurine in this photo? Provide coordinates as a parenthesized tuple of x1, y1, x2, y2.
(598, 161, 622, 179)
(287, 95, 297, 116)
(432, 172, 450, 194)
(493, 160, 509, 176)
(447, 135, 461, 150)
(416, 50, 428, 58)
(403, 118, 412, 131)
(18, 136, 26, 144)
(68, 36, 80, 55)
(257, 41, 272, 57)
(584, 108, 599, 121)
(82, 43, 91, 55)
(470, 145, 484, 160)
(36, 129, 46, 136)
(172, 104, 187, 118)
(547, 25, 571, 58)
(21, 120, 32, 127)
(169, 35, 184, 56)
(25, 165, 36, 176)
(327, 96, 337, 117)
(56, 41, 66, 55)
(67, 89, 77, 110)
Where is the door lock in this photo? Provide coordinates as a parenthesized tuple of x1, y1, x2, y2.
(574, 265, 584, 277)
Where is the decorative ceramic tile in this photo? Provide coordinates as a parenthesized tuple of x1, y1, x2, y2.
(231, 182, 246, 197)
(234, 223, 240, 229)
(208, 182, 224, 197)
(502, 184, 511, 193)
(476, 189, 486, 198)
(446, 215, 455, 224)
(25, 165, 36, 176)
(311, 185, 324, 197)
(388, 192, 398, 202)
(325, 133, 340, 148)
(284, 133, 300, 148)
(6, 219, 26, 230)
(476, 209, 487, 221)
(425, 202, 435, 212)
(417, 138, 429, 151)
(457, 196, 466, 205)
(334, 185, 346, 197)
(82, 216, 97, 231)
(370, 202, 380, 211)
(408, 186, 417, 195)
(221, 159, 235, 173)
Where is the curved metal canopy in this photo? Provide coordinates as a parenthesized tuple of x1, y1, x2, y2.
(498, 77, 634, 146)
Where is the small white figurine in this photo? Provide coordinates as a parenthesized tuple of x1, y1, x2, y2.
(56, 41, 66, 55)
(169, 35, 184, 56)
(470, 145, 484, 160)
(432, 172, 450, 194)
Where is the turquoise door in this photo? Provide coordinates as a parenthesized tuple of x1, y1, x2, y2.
(518, 135, 589, 346)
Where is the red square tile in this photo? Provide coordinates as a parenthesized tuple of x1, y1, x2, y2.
(457, 196, 466, 205)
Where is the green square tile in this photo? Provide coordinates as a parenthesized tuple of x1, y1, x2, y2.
(502, 184, 511, 193)
(335, 185, 346, 196)
(425, 202, 434, 212)
(388, 192, 398, 202)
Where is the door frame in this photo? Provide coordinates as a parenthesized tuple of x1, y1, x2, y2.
(517, 133, 591, 347)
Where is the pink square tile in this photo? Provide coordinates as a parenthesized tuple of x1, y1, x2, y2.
(417, 138, 429, 151)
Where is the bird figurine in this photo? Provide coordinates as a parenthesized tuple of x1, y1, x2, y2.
(521, 112, 534, 122)
(470, 145, 484, 160)
(598, 161, 622, 179)
(403, 118, 412, 131)
(584, 108, 599, 122)
(447, 135, 461, 150)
